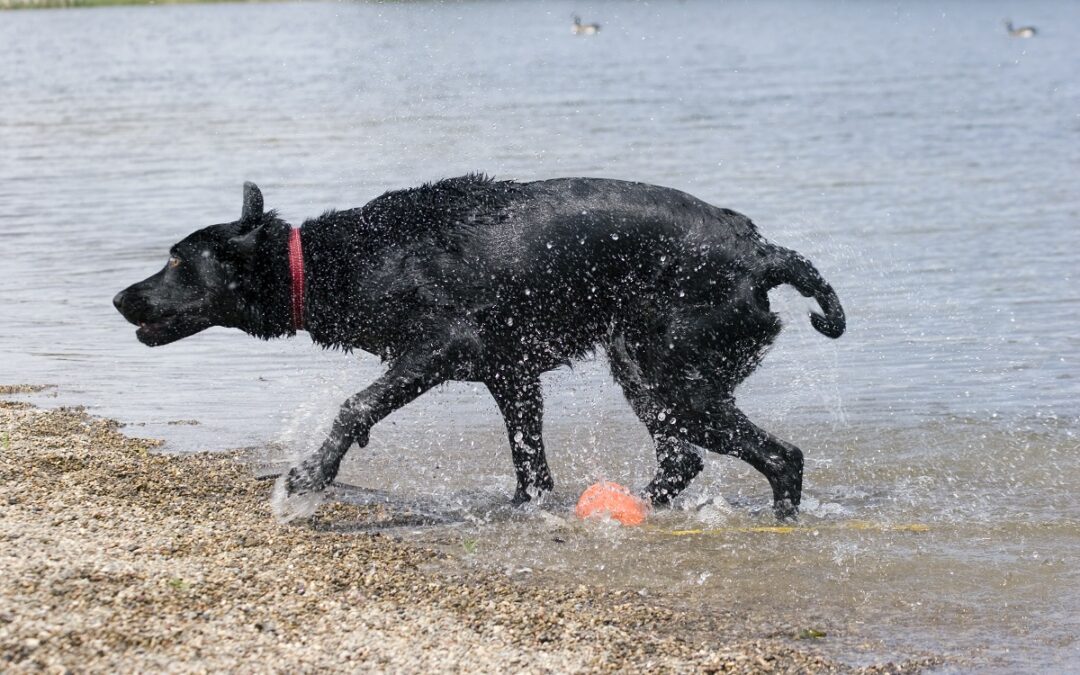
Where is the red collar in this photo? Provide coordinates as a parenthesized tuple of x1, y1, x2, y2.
(287, 227, 305, 331)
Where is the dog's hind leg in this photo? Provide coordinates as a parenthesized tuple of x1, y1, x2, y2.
(606, 333, 702, 506)
(639, 295, 802, 520)
(671, 399, 803, 521)
(486, 376, 554, 505)
(274, 334, 478, 522)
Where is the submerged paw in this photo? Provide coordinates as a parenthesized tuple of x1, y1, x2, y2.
(511, 483, 552, 507)
(773, 498, 799, 523)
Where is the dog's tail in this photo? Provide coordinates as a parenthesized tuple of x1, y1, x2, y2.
(760, 247, 845, 339)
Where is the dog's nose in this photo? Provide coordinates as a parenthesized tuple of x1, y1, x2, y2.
(113, 290, 127, 313)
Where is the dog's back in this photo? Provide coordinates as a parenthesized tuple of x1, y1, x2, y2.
(301, 175, 839, 373)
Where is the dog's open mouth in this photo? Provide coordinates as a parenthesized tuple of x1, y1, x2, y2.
(135, 314, 212, 347)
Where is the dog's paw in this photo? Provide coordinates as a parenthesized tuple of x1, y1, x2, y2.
(511, 487, 532, 506)
(773, 498, 799, 523)
(271, 471, 325, 523)
(511, 484, 552, 507)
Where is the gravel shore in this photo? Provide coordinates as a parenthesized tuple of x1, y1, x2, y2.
(0, 395, 930, 673)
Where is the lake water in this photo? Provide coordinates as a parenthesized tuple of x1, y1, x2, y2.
(2, 0, 1078, 670)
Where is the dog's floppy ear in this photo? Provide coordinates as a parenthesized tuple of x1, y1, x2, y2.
(228, 226, 260, 260)
(240, 181, 264, 223)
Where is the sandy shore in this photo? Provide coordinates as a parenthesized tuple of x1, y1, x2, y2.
(0, 392, 930, 673)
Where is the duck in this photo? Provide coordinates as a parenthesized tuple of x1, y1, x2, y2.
(1004, 20, 1037, 38)
(572, 15, 601, 35)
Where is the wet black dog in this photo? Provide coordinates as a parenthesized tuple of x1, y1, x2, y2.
(114, 175, 844, 521)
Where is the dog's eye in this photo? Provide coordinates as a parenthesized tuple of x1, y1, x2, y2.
(168, 256, 181, 269)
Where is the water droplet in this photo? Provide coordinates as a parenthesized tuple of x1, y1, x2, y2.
(506, 317, 514, 326)
(524, 288, 531, 296)
(546, 242, 553, 249)
(657, 411, 667, 421)
(610, 233, 620, 240)
(513, 431, 524, 443)
(660, 255, 667, 262)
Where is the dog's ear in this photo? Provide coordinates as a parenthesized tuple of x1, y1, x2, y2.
(240, 181, 264, 223)
(227, 227, 260, 260)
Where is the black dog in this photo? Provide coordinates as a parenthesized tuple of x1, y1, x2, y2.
(114, 175, 844, 521)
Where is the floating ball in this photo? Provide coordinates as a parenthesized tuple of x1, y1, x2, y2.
(575, 481, 648, 526)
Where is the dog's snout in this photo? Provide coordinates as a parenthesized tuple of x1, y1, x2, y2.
(113, 288, 142, 323)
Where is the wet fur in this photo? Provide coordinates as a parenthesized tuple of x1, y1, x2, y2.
(114, 174, 845, 521)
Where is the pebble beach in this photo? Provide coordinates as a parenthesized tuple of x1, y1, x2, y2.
(0, 391, 933, 673)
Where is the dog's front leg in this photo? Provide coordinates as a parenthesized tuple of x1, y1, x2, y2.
(486, 376, 554, 505)
(273, 339, 471, 522)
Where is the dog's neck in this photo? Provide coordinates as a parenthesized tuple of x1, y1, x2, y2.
(236, 218, 294, 340)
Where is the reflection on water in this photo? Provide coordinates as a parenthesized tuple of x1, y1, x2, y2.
(2, 0, 1078, 670)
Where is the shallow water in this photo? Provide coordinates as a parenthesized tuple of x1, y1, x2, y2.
(2, 0, 1078, 670)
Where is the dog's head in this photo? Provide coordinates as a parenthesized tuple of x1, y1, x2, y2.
(114, 182, 288, 346)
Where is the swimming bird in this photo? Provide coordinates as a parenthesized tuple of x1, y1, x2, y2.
(572, 15, 601, 35)
(1004, 20, 1037, 38)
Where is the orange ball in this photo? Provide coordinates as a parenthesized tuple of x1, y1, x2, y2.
(575, 481, 649, 526)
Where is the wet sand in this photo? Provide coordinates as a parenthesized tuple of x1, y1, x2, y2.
(0, 393, 932, 673)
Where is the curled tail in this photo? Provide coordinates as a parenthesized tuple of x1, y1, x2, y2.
(761, 247, 846, 339)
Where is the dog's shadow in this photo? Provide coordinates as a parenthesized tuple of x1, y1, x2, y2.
(275, 479, 529, 533)
(256, 470, 882, 533)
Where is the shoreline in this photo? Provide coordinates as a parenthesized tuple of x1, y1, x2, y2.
(1, 0, 276, 10)
(0, 392, 930, 672)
